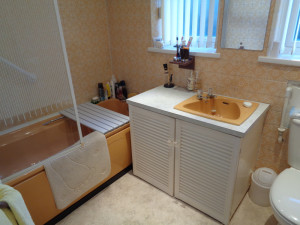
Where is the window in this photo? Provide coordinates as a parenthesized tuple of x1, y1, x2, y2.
(161, 0, 219, 49)
(285, 0, 300, 54)
(270, 0, 300, 55)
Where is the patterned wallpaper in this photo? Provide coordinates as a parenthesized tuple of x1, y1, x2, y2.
(58, 0, 112, 104)
(106, 0, 300, 173)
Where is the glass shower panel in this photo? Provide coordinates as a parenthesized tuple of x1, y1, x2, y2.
(0, 0, 73, 132)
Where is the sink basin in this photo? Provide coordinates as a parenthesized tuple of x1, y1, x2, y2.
(174, 95, 259, 125)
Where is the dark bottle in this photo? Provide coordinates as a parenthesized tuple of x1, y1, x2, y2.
(98, 83, 105, 101)
(115, 83, 119, 99)
(119, 80, 128, 99)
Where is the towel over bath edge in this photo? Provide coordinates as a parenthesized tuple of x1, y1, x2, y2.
(44, 131, 111, 209)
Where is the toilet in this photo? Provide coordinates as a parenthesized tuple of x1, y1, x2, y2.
(269, 118, 300, 225)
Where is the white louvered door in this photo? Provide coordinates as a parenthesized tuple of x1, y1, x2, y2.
(129, 105, 175, 195)
(174, 119, 241, 224)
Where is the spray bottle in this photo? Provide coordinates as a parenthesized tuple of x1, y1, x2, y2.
(110, 74, 117, 98)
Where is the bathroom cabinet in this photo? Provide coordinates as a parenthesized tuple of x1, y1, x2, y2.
(129, 105, 175, 195)
(174, 119, 240, 223)
(129, 105, 265, 224)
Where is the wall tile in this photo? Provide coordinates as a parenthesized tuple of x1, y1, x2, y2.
(58, 0, 112, 104)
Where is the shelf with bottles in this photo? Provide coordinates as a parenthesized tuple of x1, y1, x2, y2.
(169, 56, 195, 70)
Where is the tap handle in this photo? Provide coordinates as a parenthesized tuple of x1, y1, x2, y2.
(197, 89, 203, 99)
(207, 88, 216, 98)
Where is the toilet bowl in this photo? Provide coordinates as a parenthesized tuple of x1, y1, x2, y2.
(269, 168, 300, 225)
(269, 84, 300, 225)
(269, 118, 300, 225)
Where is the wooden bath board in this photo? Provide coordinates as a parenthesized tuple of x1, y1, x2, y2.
(60, 102, 129, 134)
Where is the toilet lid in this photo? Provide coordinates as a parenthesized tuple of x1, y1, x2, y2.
(270, 168, 300, 225)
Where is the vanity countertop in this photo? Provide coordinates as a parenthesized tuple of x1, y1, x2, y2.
(126, 86, 270, 137)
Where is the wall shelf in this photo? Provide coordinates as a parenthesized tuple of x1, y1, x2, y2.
(169, 56, 195, 70)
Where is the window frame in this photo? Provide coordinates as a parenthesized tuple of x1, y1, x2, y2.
(284, 0, 300, 52)
(258, 0, 300, 67)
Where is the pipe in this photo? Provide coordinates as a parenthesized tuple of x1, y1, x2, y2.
(277, 86, 293, 143)
(277, 127, 285, 143)
(280, 86, 293, 128)
(53, 0, 83, 146)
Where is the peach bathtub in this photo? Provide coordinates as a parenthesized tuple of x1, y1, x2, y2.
(1, 99, 131, 225)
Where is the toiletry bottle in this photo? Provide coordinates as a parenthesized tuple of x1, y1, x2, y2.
(115, 82, 119, 99)
(106, 82, 111, 99)
(187, 71, 195, 91)
(120, 80, 128, 99)
(105, 90, 108, 100)
(110, 75, 117, 98)
(98, 83, 105, 101)
(91, 96, 99, 104)
(117, 86, 123, 100)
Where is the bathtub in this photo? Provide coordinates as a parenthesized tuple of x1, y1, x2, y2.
(0, 99, 131, 225)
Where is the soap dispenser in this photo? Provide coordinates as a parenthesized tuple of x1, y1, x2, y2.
(187, 71, 195, 91)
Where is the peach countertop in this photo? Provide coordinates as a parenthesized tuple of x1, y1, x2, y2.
(126, 86, 270, 138)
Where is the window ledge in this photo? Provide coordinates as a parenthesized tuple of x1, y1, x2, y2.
(258, 55, 300, 67)
(148, 47, 221, 58)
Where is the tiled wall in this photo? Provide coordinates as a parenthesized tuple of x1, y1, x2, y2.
(107, 0, 300, 173)
(58, 0, 112, 104)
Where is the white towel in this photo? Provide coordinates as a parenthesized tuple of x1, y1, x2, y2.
(0, 208, 18, 225)
(44, 131, 111, 209)
(0, 184, 34, 225)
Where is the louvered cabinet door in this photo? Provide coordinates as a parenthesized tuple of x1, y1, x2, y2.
(129, 105, 175, 196)
(174, 120, 241, 224)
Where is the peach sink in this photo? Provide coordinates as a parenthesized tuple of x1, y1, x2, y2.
(174, 95, 259, 125)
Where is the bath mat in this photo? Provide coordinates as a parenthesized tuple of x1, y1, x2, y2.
(44, 131, 111, 209)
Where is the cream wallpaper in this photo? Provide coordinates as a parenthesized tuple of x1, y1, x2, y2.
(106, 0, 299, 173)
(58, 0, 112, 104)
(56, 0, 298, 173)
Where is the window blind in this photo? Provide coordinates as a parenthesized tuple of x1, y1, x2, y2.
(0, 0, 73, 131)
(270, 0, 300, 55)
(162, 0, 219, 48)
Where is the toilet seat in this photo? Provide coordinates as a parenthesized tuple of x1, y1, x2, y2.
(270, 198, 296, 225)
(270, 168, 300, 225)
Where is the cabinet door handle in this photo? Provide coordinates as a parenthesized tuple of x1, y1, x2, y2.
(173, 141, 179, 148)
(167, 139, 173, 147)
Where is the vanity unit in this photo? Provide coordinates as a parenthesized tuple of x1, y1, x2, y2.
(127, 86, 269, 225)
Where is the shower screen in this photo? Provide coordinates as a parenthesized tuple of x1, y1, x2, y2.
(0, 0, 74, 131)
